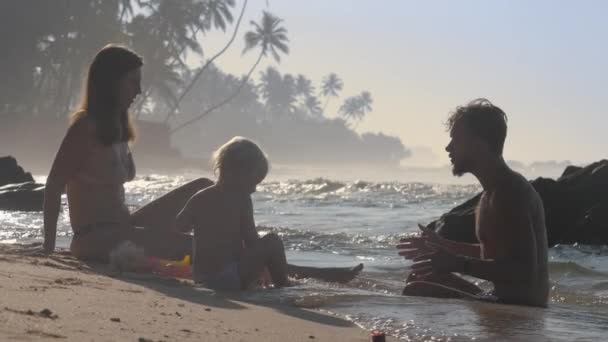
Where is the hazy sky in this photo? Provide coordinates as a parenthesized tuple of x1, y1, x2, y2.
(190, 0, 607, 167)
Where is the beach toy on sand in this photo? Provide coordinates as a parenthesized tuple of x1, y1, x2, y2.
(146, 254, 192, 278)
(109, 240, 145, 272)
(109, 241, 192, 278)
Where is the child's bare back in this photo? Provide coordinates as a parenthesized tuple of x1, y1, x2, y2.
(176, 184, 250, 280)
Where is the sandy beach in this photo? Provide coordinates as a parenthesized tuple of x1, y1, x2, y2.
(0, 244, 393, 342)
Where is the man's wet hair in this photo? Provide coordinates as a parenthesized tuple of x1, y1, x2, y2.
(446, 98, 508, 155)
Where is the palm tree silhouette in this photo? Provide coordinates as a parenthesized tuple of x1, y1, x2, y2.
(170, 10, 289, 134)
(304, 95, 322, 118)
(339, 91, 373, 126)
(161, 0, 245, 124)
(259, 67, 283, 112)
(320, 73, 343, 112)
(202, 0, 236, 31)
(131, 0, 213, 119)
(295, 74, 314, 100)
(359, 91, 373, 114)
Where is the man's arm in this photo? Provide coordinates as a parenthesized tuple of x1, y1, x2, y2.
(457, 249, 536, 284)
(240, 195, 259, 248)
(413, 235, 536, 284)
(468, 188, 538, 283)
(413, 189, 538, 284)
(437, 236, 481, 258)
(398, 224, 481, 259)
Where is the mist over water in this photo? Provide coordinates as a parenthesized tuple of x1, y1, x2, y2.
(2, 174, 607, 340)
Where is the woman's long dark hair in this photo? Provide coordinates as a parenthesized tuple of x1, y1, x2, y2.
(71, 44, 142, 145)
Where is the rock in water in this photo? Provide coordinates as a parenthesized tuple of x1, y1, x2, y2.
(0, 156, 44, 211)
(429, 160, 608, 246)
(0, 156, 34, 187)
(0, 182, 45, 211)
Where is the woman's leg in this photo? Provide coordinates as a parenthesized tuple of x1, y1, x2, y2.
(70, 225, 192, 262)
(238, 233, 289, 288)
(130, 177, 213, 231)
(70, 225, 129, 262)
(127, 227, 192, 260)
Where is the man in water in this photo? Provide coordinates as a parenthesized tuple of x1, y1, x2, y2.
(398, 99, 549, 307)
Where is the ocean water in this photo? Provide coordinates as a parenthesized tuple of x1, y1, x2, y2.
(2, 175, 607, 341)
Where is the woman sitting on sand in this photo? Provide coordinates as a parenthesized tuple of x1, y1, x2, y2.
(42, 44, 361, 283)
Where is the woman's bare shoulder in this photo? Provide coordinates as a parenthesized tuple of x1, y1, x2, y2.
(65, 112, 96, 142)
(70, 112, 95, 131)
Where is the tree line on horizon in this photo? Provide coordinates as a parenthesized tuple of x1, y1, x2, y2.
(0, 0, 410, 167)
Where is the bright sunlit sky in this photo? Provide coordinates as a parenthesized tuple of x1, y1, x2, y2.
(188, 0, 607, 167)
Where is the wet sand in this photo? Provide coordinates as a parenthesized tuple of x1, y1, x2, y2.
(0, 244, 393, 341)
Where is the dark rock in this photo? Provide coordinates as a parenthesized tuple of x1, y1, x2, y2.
(567, 202, 608, 245)
(558, 165, 583, 181)
(0, 156, 34, 187)
(0, 182, 45, 211)
(430, 160, 608, 246)
(0, 156, 44, 211)
(432, 194, 480, 244)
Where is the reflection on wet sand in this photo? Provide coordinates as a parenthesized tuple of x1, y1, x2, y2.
(468, 301, 547, 341)
(321, 293, 607, 341)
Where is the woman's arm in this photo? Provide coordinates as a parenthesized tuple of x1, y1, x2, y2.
(126, 145, 136, 182)
(43, 120, 92, 252)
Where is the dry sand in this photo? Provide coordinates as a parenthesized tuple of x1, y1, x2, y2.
(0, 244, 394, 341)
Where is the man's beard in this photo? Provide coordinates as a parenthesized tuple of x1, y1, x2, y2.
(451, 159, 468, 177)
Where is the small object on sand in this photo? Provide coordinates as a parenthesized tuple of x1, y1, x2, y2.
(110, 317, 121, 322)
(39, 308, 57, 319)
(371, 330, 386, 342)
(109, 241, 145, 273)
(138, 338, 153, 342)
(309, 335, 316, 339)
(204, 308, 211, 312)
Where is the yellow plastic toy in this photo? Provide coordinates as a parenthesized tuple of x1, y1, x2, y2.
(146, 254, 192, 278)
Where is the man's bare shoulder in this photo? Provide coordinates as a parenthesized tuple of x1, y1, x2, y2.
(495, 170, 542, 209)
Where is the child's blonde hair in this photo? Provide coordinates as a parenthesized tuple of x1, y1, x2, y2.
(212, 136, 269, 184)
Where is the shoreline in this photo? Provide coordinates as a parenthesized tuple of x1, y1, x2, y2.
(0, 243, 394, 341)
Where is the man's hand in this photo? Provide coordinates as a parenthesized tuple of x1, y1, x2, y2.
(410, 242, 465, 278)
(397, 224, 443, 260)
